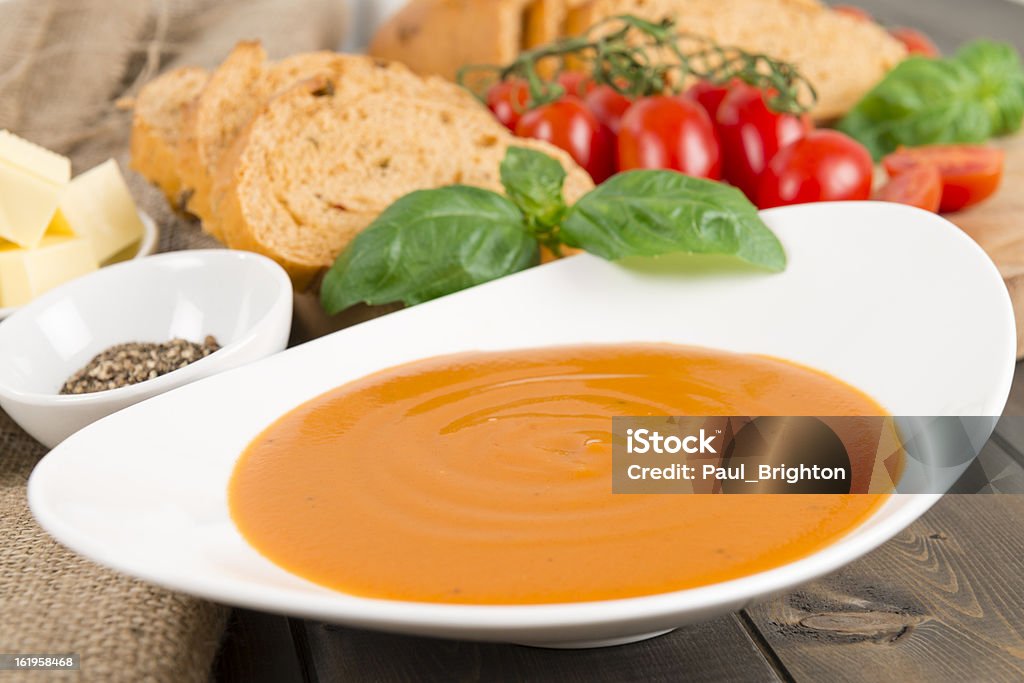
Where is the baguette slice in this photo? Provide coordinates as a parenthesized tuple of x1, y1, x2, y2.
(369, 0, 536, 82)
(176, 41, 267, 230)
(214, 79, 593, 290)
(564, 0, 905, 120)
(179, 44, 480, 237)
(129, 66, 209, 208)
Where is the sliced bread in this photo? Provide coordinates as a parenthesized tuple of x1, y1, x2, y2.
(129, 66, 208, 208)
(178, 44, 479, 236)
(213, 78, 594, 290)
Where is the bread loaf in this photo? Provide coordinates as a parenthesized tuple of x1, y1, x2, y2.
(129, 66, 208, 208)
(370, 0, 536, 83)
(563, 0, 906, 120)
(213, 78, 594, 289)
(370, 0, 907, 121)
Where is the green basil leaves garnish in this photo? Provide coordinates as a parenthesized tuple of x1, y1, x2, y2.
(321, 147, 786, 314)
(320, 186, 538, 314)
(838, 40, 1024, 159)
(561, 170, 786, 271)
(499, 146, 568, 231)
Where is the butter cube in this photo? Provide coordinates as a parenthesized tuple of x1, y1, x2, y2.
(0, 234, 98, 308)
(59, 159, 144, 264)
(0, 130, 71, 249)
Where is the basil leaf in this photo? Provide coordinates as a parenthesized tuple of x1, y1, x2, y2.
(560, 170, 786, 272)
(320, 186, 538, 314)
(499, 146, 568, 229)
(838, 40, 1024, 159)
(956, 40, 1024, 137)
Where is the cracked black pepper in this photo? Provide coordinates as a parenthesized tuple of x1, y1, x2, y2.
(60, 336, 222, 395)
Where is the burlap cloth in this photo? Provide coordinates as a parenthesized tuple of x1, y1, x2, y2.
(0, 1, 346, 680)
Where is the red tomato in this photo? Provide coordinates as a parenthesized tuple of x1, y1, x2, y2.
(686, 79, 738, 121)
(716, 84, 811, 200)
(883, 145, 1004, 212)
(617, 95, 721, 179)
(874, 164, 942, 212)
(585, 84, 633, 134)
(833, 5, 873, 22)
(486, 78, 529, 131)
(889, 27, 940, 57)
(515, 96, 616, 183)
(756, 130, 873, 209)
(556, 71, 595, 98)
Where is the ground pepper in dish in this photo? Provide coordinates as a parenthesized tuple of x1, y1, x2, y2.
(60, 336, 221, 395)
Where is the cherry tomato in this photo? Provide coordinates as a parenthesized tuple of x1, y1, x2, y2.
(883, 145, 1004, 212)
(889, 27, 940, 57)
(515, 96, 616, 183)
(874, 164, 942, 213)
(617, 95, 721, 179)
(686, 79, 738, 121)
(556, 71, 595, 98)
(585, 84, 633, 134)
(486, 78, 529, 131)
(833, 5, 873, 22)
(716, 84, 811, 200)
(756, 130, 873, 209)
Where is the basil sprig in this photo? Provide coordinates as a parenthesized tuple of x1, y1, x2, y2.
(321, 147, 786, 315)
(838, 40, 1024, 160)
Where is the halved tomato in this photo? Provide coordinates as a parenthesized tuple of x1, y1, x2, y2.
(883, 145, 1004, 212)
(875, 164, 942, 213)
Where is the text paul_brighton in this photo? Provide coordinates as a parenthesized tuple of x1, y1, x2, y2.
(624, 428, 848, 484)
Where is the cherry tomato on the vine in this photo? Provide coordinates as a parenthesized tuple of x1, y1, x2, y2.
(556, 71, 596, 98)
(617, 95, 721, 179)
(515, 96, 617, 183)
(686, 79, 739, 122)
(883, 145, 1004, 212)
(486, 78, 529, 131)
(889, 27, 940, 57)
(716, 84, 811, 200)
(756, 130, 873, 209)
(585, 84, 633, 134)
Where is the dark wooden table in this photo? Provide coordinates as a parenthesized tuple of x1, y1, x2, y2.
(215, 2, 1024, 680)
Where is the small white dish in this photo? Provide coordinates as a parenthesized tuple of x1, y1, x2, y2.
(27, 203, 1016, 647)
(0, 249, 292, 449)
(0, 209, 160, 320)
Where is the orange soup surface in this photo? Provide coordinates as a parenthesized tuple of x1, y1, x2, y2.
(230, 344, 888, 604)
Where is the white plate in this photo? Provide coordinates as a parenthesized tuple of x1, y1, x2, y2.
(0, 209, 159, 320)
(28, 202, 1016, 647)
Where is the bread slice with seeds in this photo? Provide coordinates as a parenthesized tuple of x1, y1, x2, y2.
(129, 66, 209, 208)
(213, 78, 594, 290)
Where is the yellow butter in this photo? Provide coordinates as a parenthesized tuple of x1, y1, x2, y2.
(0, 130, 72, 249)
(59, 159, 144, 264)
(0, 233, 98, 308)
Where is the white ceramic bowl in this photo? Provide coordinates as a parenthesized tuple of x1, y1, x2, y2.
(0, 209, 159, 320)
(27, 203, 1016, 647)
(0, 250, 292, 448)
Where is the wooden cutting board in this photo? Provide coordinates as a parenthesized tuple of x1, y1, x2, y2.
(946, 135, 1024, 358)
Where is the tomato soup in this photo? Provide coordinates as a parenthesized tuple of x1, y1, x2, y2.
(230, 344, 889, 604)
